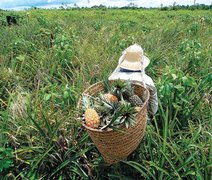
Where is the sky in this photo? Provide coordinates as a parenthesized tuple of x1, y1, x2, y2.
(0, 0, 211, 10)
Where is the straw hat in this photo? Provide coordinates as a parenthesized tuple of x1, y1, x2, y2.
(119, 44, 150, 71)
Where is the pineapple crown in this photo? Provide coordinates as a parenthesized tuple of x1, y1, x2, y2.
(82, 95, 93, 109)
(111, 79, 127, 100)
(101, 101, 137, 130)
(120, 102, 137, 128)
(121, 81, 136, 101)
(113, 79, 126, 90)
(102, 79, 111, 92)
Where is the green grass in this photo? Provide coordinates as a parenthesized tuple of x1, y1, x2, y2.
(0, 8, 211, 179)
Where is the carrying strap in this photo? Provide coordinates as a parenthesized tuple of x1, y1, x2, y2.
(140, 58, 147, 88)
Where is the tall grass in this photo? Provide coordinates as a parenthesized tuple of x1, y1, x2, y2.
(0, 9, 211, 179)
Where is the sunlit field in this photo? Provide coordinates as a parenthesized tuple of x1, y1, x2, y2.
(0, 8, 211, 179)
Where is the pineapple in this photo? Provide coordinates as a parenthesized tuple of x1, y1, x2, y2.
(84, 108, 100, 128)
(119, 102, 137, 128)
(95, 94, 119, 127)
(124, 81, 143, 107)
(82, 96, 100, 129)
(129, 94, 143, 107)
(111, 79, 126, 100)
(103, 93, 118, 103)
(101, 101, 137, 129)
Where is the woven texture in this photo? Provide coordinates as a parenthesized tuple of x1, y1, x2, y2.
(79, 81, 150, 164)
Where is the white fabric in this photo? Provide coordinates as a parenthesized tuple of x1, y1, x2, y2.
(108, 54, 158, 115)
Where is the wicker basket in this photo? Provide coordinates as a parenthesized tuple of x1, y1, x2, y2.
(78, 81, 150, 164)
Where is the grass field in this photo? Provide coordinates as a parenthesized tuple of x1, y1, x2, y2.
(0, 8, 211, 179)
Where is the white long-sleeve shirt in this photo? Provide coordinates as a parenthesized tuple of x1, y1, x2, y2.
(108, 54, 158, 115)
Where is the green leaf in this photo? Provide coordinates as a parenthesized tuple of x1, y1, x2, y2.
(31, 146, 54, 170)
(16, 55, 25, 61)
(101, 105, 125, 130)
(0, 159, 13, 172)
(160, 150, 181, 179)
(182, 76, 196, 87)
(122, 161, 156, 180)
(148, 161, 171, 177)
(41, 111, 53, 135)
(44, 93, 51, 101)
(172, 103, 181, 110)
(29, 114, 47, 139)
(71, 161, 88, 179)
(171, 74, 177, 80)
(63, 91, 69, 99)
(174, 84, 185, 92)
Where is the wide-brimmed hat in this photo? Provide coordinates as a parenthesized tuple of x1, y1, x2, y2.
(119, 44, 150, 71)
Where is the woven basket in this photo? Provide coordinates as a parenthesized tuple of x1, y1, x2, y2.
(78, 81, 150, 164)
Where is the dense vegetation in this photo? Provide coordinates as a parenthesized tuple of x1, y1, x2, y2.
(0, 8, 211, 179)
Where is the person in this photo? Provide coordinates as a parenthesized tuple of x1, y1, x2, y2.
(108, 43, 158, 115)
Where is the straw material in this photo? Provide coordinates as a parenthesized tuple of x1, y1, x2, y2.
(78, 81, 150, 164)
(119, 55, 150, 71)
(119, 43, 150, 71)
